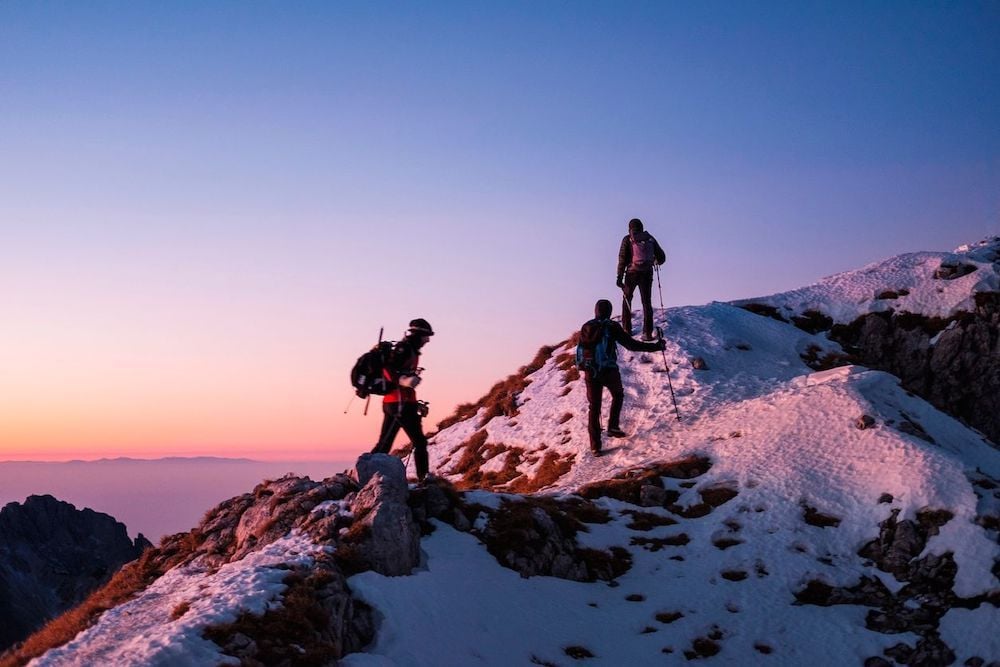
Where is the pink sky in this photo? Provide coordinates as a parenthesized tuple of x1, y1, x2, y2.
(3, 4, 996, 462)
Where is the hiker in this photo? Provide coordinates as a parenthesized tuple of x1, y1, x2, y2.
(371, 318, 435, 481)
(577, 299, 666, 455)
(616, 217, 666, 340)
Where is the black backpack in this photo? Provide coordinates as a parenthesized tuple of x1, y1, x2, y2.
(350, 341, 395, 398)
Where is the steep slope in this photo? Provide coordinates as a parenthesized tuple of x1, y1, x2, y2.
(736, 236, 1000, 443)
(0, 496, 150, 652)
(9, 238, 1000, 666)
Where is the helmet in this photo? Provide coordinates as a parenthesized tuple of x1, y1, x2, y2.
(595, 299, 613, 319)
(407, 318, 434, 336)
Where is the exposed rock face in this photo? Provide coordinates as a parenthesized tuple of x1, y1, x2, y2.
(0, 495, 150, 651)
(339, 454, 421, 577)
(829, 292, 1000, 445)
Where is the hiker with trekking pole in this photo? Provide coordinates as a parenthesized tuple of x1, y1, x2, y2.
(353, 318, 436, 483)
(576, 299, 667, 456)
(616, 218, 666, 341)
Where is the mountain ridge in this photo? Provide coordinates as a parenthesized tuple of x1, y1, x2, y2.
(6, 237, 999, 666)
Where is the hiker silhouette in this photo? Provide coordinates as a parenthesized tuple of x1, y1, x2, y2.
(576, 299, 665, 454)
(371, 318, 435, 482)
(616, 218, 666, 340)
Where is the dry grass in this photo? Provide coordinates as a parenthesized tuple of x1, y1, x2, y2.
(170, 601, 191, 621)
(0, 541, 195, 667)
(506, 451, 575, 493)
(630, 534, 690, 551)
(577, 456, 712, 505)
(435, 343, 559, 431)
(203, 566, 372, 665)
(621, 510, 677, 531)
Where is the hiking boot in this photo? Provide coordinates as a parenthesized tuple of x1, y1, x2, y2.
(607, 427, 627, 438)
(591, 447, 603, 456)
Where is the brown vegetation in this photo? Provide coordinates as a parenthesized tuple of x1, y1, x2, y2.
(630, 534, 690, 551)
(577, 456, 713, 506)
(436, 343, 559, 431)
(621, 510, 677, 531)
(0, 537, 198, 667)
(204, 564, 373, 665)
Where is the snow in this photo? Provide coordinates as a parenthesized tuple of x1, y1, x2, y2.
(345, 523, 919, 666)
(29, 237, 1000, 665)
(30, 532, 324, 667)
(939, 606, 1000, 663)
(733, 238, 1000, 324)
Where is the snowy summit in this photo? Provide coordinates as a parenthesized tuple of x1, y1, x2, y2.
(5, 238, 999, 667)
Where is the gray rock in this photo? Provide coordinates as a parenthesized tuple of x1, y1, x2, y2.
(830, 293, 1000, 446)
(0, 495, 149, 651)
(857, 415, 876, 430)
(355, 453, 407, 488)
(347, 468, 420, 576)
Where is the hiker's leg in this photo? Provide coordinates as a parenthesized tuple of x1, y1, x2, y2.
(622, 272, 638, 336)
(398, 403, 429, 480)
(585, 372, 604, 451)
(607, 369, 625, 431)
(372, 404, 401, 454)
(639, 271, 655, 338)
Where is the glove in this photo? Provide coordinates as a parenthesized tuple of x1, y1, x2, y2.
(616, 276, 624, 288)
(398, 374, 422, 389)
(658, 339, 667, 351)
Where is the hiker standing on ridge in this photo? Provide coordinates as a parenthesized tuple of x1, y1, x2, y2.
(577, 299, 666, 455)
(616, 218, 666, 340)
(371, 318, 435, 482)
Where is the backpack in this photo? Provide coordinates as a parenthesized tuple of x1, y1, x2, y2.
(350, 341, 395, 397)
(576, 320, 616, 373)
(629, 232, 657, 271)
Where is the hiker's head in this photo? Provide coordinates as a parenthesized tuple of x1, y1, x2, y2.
(595, 299, 613, 319)
(406, 318, 434, 346)
(628, 218, 644, 234)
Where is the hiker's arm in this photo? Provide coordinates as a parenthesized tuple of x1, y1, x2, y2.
(613, 324, 665, 352)
(616, 236, 630, 283)
(654, 237, 666, 265)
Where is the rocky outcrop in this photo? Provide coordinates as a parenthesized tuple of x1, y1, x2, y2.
(829, 292, 1000, 445)
(795, 506, 997, 667)
(335, 454, 421, 577)
(0, 495, 150, 651)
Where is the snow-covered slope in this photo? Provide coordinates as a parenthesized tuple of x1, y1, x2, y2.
(9, 238, 1000, 667)
(734, 236, 1000, 324)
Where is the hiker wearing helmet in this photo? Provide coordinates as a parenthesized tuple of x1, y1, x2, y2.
(372, 318, 435, 481)
(616, 218, 666, 340)
(576, 299, 666, 455)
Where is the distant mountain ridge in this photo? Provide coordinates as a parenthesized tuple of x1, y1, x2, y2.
(5, 237, 999, 666)
(0, 496, 150, 652)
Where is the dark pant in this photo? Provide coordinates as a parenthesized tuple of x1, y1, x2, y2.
(622, 270, 654, 337)
(373, 402, 429, 480)
(585, 368, 624, 452)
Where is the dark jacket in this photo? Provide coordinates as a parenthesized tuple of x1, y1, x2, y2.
(382, 337, 421, 404)
(617, 231, 666, 281)
(579, 317, 663, 371)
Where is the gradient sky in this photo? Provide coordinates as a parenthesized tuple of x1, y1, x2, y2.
(2, 2, 998, 461)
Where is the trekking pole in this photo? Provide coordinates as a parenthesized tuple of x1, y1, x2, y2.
(656, 326, 681, 421)
(343, 394, 356, 414)
(655, 264, 665, 310)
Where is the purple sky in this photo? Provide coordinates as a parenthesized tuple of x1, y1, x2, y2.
(1, 2, 997, 460)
